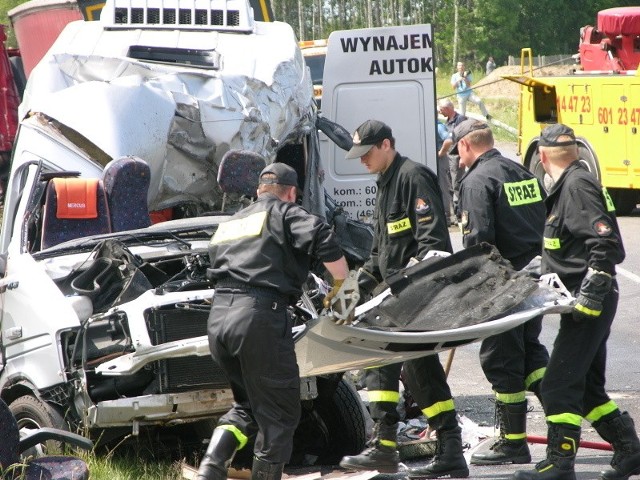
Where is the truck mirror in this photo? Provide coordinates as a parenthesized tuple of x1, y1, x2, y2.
(317, 116, 353, 151)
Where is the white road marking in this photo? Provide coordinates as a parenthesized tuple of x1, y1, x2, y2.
(617, 266, 640, 284)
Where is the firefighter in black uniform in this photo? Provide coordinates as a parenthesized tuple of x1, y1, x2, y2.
(513, 124, 640, 479)
(451, 119, 549, 466)
(338, 120, 469, 479)
(197, 162, 349, 480)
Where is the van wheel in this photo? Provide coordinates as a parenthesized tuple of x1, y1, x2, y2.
(230, 377, 368, 468)
(9, 395, 69, 456)
(291, 377, 367, 465)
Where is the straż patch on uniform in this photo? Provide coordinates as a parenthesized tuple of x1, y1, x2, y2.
(415, 197, 431, 215)
(593, 219, 613, 236)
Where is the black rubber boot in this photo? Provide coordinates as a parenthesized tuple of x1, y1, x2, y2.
(594, 412, 640, 479)
(409, 426, 469, 478)
(511, 423, 580, 480)
(251, 457, 284, 480)
(529, 381, 544, 409)
(339, 422, 399, 473)
(197, 428, 239, 480)
(471, 400, 531, 465)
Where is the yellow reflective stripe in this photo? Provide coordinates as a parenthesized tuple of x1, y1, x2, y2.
(544, 237, 561, 250)
(586, 400, 618, 423)
(505, 432, 527, 440)
(258, 0, 271, 21)
(504, 178, 543, 206)
(539, 464, 554, 473)
(574, 302, 601, 316)
(602, 187, 616, 213)
(422, 399, 455, 418)
(525, 367, 546, 390)
(211, 211, 267, 244)
(387, 217, 411, 235)
(368, 390, 401, 404)
(495, 391, 526, 404)
(547, 413, 582, 427)
(218, 425, 249, 449)
(379, 439, 397, 448)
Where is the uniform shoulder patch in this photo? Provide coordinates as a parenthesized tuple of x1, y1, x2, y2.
(415, 197, 432, 215)
(593, 219, 613, 236)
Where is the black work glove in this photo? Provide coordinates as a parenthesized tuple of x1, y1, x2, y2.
(356, 268, 379, 304)
(572, 268, 612, 322)
(521, 255, 542, 279)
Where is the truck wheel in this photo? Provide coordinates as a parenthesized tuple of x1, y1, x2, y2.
(291, 377, 367, 465)
(528, 149, 554, 191)
(609, 188, 639, 216)
(9, 395, 69, 455)
(577, 144, 600, 180)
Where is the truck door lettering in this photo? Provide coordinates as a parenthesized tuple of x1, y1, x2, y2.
(340, 33, 433, 53)
(370, 57, 433, 75)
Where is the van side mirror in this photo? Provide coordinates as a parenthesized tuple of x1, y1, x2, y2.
(317, 116, 353, 151)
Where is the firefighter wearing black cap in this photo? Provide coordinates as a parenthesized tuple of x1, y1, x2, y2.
(450, 119, 549, 466)
(512, 124, 640, 480)
(338, 120, 469, 479)
(198, 161, 350, 480)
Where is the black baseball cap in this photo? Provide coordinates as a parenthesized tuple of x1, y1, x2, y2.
(259, 163, 299, 187)
(449, 119, 490, 155)
(345, 120, 393, 159)
(538, 124, 576, 147)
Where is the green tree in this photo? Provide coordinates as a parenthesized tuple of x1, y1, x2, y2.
(0, 0, 24, 47)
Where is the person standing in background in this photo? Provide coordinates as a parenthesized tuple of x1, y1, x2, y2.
(438, 98, 467, 222)
(486, 56, 496, 76)
(451, 61, 491, 120)
(435, 118, 455, 225)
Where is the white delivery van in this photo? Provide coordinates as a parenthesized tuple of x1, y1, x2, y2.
(321, 25, 438, 221)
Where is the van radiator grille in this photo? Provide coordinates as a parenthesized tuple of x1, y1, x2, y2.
(147, 307, 229, 393)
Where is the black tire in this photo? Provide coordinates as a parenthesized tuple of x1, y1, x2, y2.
(609, 188, 639, 216)
(9, 395, 69, 456)
(290, 377, 367, 466)
(529, 141, 600, 192)
(577, 143, 600, 180)
(527, 148, 554, 191)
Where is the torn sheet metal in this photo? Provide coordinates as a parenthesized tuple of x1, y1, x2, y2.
(358, 243, 540, 331)
(296, 244, 573, 377)
(20, 18, 315, 213)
